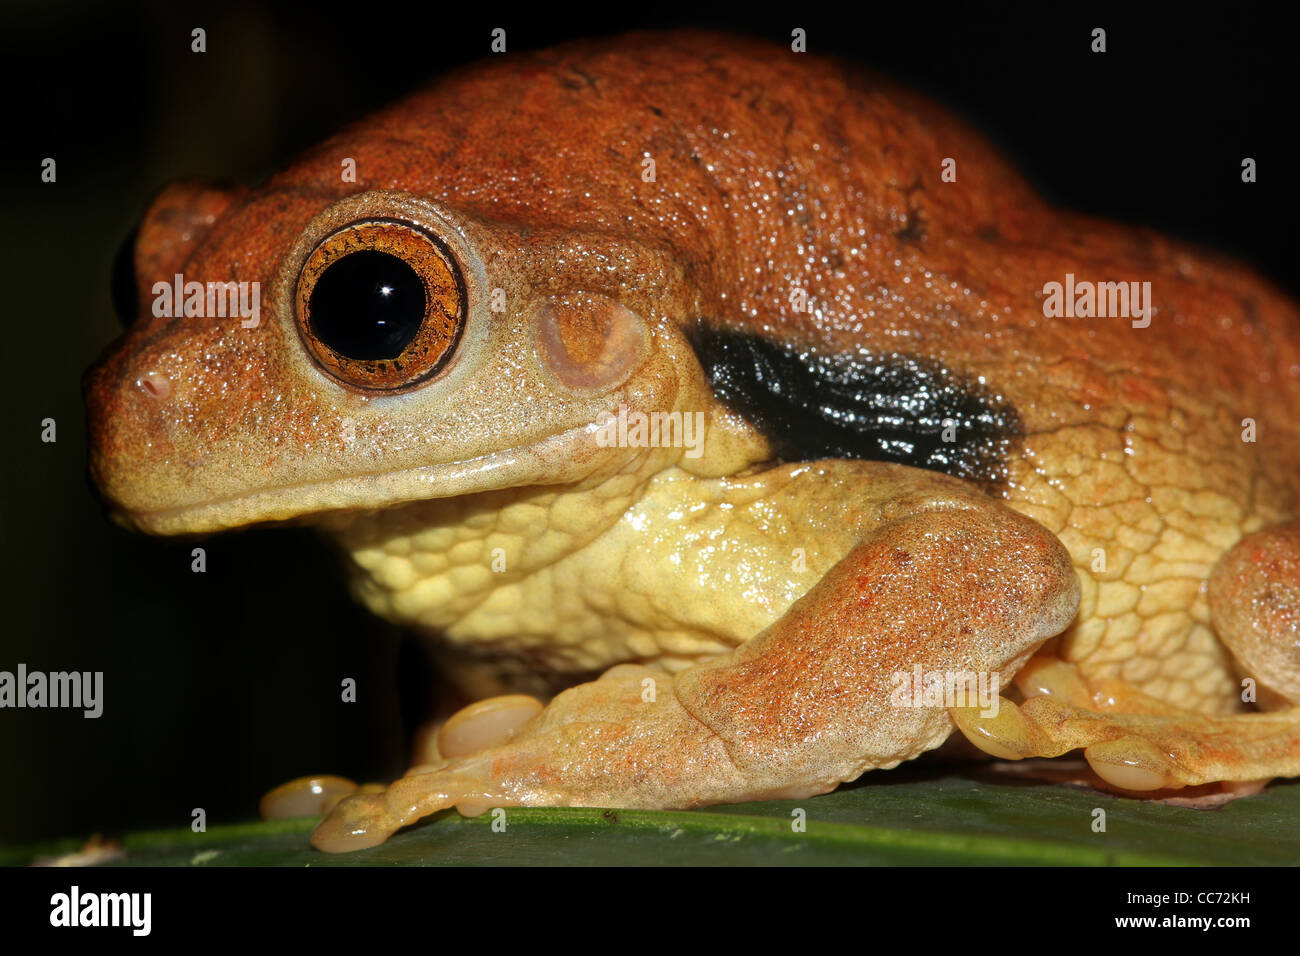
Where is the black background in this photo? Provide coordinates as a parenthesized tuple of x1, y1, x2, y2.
(0, 0, 1295, 845)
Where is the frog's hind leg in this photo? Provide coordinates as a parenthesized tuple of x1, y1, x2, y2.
(310, 485, 1080, 852)
(1210, 521, 1300, 708)
(952, 521, 1300, 799)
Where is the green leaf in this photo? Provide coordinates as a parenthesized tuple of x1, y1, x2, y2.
(8, 770, 1299, 866)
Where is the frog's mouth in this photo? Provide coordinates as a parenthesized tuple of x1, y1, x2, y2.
(102, 418, 616, 537)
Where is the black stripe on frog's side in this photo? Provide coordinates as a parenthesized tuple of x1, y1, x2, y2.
(687, 326, 1023, 484)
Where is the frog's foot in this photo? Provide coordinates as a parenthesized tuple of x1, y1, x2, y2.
(259, 696, 545, 824)
(952, 519, 1300, 801)
(950, 654, 1300, 797)
(312, 491, 1080, 851)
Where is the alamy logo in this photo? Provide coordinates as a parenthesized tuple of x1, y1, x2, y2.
(1041, 273, 1152, 328)
(152, 272, 260, 328)
(50, 886, 151, 936)
(0, 664, 102, 718)
(594, 404, 706, 459)
(889, 664, 1000, 717)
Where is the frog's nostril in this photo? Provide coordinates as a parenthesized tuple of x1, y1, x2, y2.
(136, 371, 171, 400)
(110, 223, 141, 328)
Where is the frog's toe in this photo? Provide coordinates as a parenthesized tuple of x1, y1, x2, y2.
(951, 666, 1300, 793)
(1081, 735, 1181, 791)
(311, 760, 508, 852)
(437, 694, 544, 758)
(949, 655, 1189, 760)
(312, 694, 546, 849)
(259, 775, 360, 820)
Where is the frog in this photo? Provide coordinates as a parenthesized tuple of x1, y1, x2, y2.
(84, 31, 1300, 852)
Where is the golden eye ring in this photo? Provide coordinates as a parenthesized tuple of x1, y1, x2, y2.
(294, 219, 466, 392)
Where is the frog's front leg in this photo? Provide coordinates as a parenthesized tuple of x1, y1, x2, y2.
(312, 481, 1079, 852)
(950, 520, 1300, 795)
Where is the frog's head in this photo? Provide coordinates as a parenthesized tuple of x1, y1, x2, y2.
(85, 184, 760, 535)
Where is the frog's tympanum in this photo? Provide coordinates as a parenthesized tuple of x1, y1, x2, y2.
(85, 33, 1300, 851)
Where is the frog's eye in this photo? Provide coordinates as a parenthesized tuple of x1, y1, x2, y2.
(295, 219, 466, 391)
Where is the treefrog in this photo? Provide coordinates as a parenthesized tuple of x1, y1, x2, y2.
(85, 32, 1300, 852)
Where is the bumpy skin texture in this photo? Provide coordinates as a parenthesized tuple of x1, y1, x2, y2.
(84, 32, 1300, 849)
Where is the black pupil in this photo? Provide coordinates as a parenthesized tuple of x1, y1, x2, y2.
(309, 250, 426, 360)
